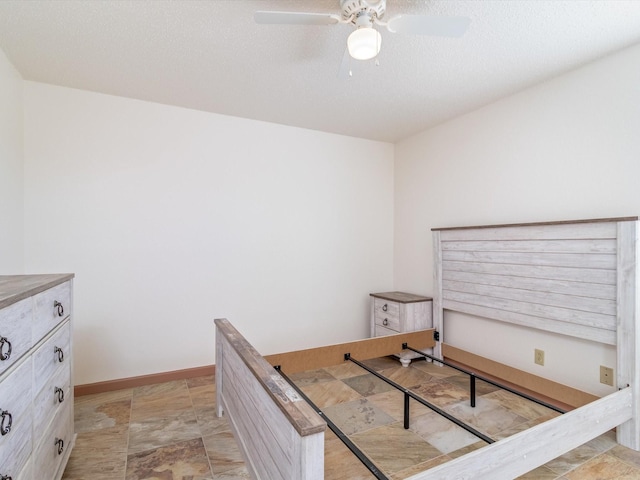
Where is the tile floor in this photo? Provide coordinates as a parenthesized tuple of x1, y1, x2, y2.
(63, 356, 640, 479)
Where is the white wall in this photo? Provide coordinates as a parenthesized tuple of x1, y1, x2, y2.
(394, 43, 640, 397)
(23, 82, 394, 385)
(0, 48, 24, 273)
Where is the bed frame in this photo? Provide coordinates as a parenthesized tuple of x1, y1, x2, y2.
(216, 216, 639, 479)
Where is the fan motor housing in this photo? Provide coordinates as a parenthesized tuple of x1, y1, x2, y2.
(340, 0, 386, 21)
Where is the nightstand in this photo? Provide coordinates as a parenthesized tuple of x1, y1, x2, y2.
(370, 291, 433, 367)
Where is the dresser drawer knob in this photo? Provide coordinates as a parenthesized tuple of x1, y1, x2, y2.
(55, 437, 64, 455)
(383, 318, 388, 326)
(382, 303, 388, 312)
(54, 346, 64, 363)
(0, 410, 12, 436)
(54, 301, 64, 317)
(55, 387, 65, 403)
(0, 337, 11, 361)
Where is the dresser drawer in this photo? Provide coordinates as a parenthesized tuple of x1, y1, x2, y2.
(33, 399, 73, 480)
(33, 282, 71, 344)
(33, 360, 71, 437)
(0, 298, 32, 376)
(33, 321, 70, 395)
(0, 359, 33, 478)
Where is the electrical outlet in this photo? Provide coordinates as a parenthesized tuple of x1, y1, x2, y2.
(534, 349, 544, 366)
(600, 366, 614, 386)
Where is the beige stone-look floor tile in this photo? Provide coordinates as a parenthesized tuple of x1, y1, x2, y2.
(324, 430, 375, 480)
(367, 389, 432, 421)
(126, 437, 212, 480)
(62, 425, 129, 480)
(516, 464, 560, 479)
(324, 360, 370, 380)
(389, 454, 451, 480)
(409, 410, 481, 454)
(188, 381, 216, 409)
(360, 356, 402, 372)
(203, 430, 246, 475)
(410, 360, 461, 379)
(74, 398, 132, 433)
(211, 466, 251, 479)
(484, 389, 558, 420)
(351, 422, 442, 475)
(131, 380, 194, 422)
(444, 373, 502, 397)
(74, 387, 133, 407)
(609, 443, 640, 469)
(342, 373, 396, 397)
(564, 452, 640, 479)
(544, 443, 602, 476)
(186, 375, 215, 389)
(194, 404, 232, 437)
(128, 409, 202, 454)
(288, 367, 337, 386)
(323, 397, 397, 435)
(379, 364, 434, 388)
(444, 396, 528, 437)
(447, 440, 486, 459)
(585, 430, 618, 453)
(300, 379, 362, 408)
(411, 376, 471, 408)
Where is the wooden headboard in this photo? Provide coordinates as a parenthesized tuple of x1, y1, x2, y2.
(431, 216, 639, 449)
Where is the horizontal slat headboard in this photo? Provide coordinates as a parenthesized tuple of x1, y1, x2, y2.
(432, 217, 637, 346)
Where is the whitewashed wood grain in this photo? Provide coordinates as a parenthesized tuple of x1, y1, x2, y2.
(33, 281, 70, 344)
(442, 250, 616, 269)
(32, 321, 70, 395)
(407, 387, 633, 480)
(32, 395, 73, 480)
(442, 290, 616, 331)
(0, 298, 32, 376)
(615, 221, 640, 450)
(442, 279, 616, 315)
(441, 238, 617, 254)
(32, 358, 70, 436)
(215, 320, 324, 480)
(442, 270, 616, 300)
(442, 299, 616, 345)
(443, 260, 616, 284)
(432, 231, 443, 360)
(0, 358, 33, 478)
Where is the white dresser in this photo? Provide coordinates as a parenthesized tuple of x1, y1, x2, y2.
(0, 274, 75, 480)
(370, 291, 433, 367)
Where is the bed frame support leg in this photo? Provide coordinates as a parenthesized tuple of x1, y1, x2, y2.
(404, 392, 410, 429)
(470, 374, 476, 408)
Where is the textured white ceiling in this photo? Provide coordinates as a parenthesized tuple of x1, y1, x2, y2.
(1, 0, 640, 142)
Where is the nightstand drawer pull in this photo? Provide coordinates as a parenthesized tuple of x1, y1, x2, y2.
(382, 303, 388, 312)
(56, 437, 64, 455)
(0, 410, 12, 435)
(54, 300, 64, 317)
(383, 318, 388, 326)
(54, 346, 64, 363)
(55, 386, 65, 403)
(0, 337, 11, 361)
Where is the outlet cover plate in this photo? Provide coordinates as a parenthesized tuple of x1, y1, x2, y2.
(534, 349, 545, 366)
(600, 366, 614, 386)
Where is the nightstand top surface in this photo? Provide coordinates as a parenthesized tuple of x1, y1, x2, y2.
(370, 291, 432, 303)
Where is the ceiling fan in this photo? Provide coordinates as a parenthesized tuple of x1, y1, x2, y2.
(254, 0, 470, 62)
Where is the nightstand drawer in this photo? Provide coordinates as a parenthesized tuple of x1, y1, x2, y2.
(375, 324, 400, 337)
(374, 311, 400, 332)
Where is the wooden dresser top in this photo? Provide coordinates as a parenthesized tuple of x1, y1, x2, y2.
(0, 274, 74, 309)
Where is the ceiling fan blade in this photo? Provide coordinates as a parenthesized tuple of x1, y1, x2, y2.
(337, 47, 351, 79)
(386, 15, 470, 37)
(254, 11, 341, 26)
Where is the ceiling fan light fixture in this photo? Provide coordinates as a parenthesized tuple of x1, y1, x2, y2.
(347, 26, 381, 60)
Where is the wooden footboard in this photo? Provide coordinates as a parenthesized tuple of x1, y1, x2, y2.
(215, 318, 326, 479)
